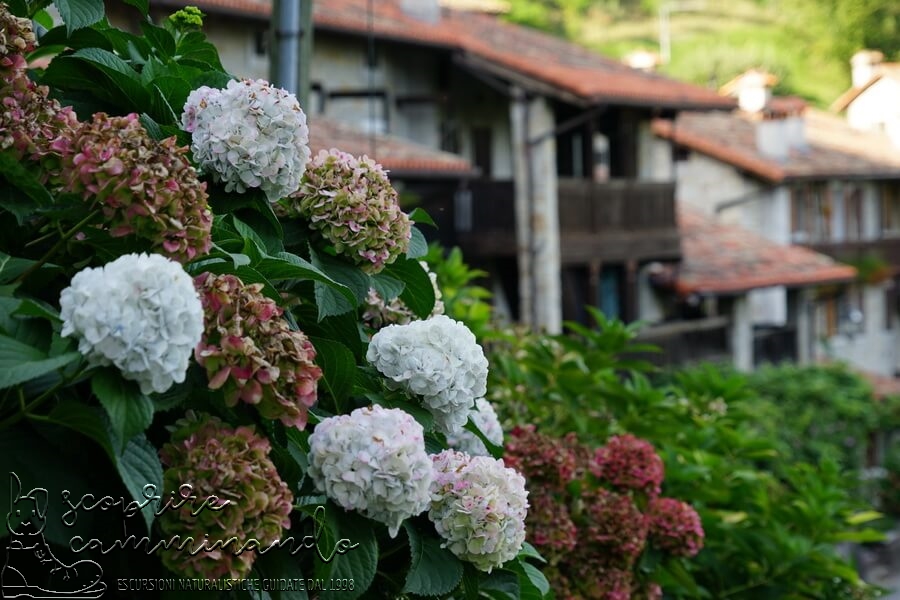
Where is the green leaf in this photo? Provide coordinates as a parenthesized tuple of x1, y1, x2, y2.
(92, 368, 154, 453)
(407, 226, 428, 259)
(387, 258, 436, 319)
(828, 528, 886, 543)
(369, 271, 404, 301)
(114, 433, 164, 533)
(310, 248, 371, 303)
(0, 334, 80, 389)
(46, 400, 114, 461)
(318, 514, 377, 600)
(56, 0, 105, 34)
(0, 152, 55, 213)
(309, 337, 355, 411)
(509, 560, 550, 599)
(845, 510, 884, 525)
(258, 253, 354, 306)
(403, 523, 464, 596)
(254, 546, 309, 600)
(463, 418, 503, 459)
(409, 207, 437, 228)
(139, 113, 165, 140)
(122, 0, 149, 16)
(140, 21, 176, 58)
(517, 542, 547, 564)
(13, 298, 61, 323)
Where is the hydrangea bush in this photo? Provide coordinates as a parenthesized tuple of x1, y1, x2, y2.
(505, 426, 704, 599)
(0, 5, 546, 598)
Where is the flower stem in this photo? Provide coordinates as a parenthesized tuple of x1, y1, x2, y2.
(15, 209, 100, 284)
(0, 361, 88, 429)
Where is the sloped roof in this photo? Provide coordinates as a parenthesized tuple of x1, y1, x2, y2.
(670, 209, 857, 296)
(652, 108, 900, 183)
(156, 0, 734, 110)
(308, 116, 474, 176)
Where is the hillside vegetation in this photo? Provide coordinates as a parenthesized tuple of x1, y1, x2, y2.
(504, 0, 900, 107)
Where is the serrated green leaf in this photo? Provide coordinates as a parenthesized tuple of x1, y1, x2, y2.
(403, 523, 464, 596)
(258, 253, 354, 306)
(122, 0, 148, 16)
(45, 400, 114, 461)
(114, 433, 164, 533)
(0, 334, 80, 389)
(56, 0, 104, 34)
(369, 271, 404, 302)
(0, 152, 55, 214)
(408, 207, 437, 228)
(517, 542, 547, 564)
(407, 226, 429, 258)
(254, 546, 309, 600)
(140, 21, 176, 58)
(509, 560, 550, 599)
(387, 258, 436, 319)
(92, 368, 154, 453)
(12, 298, 60, 323)
(309, 337, 355, 411)
(317, 513, 377, 600)
(310, 248, 371, 303)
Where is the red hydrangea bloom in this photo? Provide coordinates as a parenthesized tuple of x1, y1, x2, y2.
(158, 412, 293, 579)
(591, 434, 664, 497)
(505, 425, 580, 491)
(648, 497, 705, 557)
(194, 272, 322, 429)
(580, 487, 649, 563)
(46, 113, 212, 262)
(527, 494, 578, 553)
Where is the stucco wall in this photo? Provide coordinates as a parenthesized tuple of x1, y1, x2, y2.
(818, 284, 896, 376)
(674, 151, 767, 217)
(847, 77, 900, 148)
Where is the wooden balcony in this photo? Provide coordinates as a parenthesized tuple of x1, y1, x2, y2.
(447, 178, 681, 264)
(807, 237, 900, 271)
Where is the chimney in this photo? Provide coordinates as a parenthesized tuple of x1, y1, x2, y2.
(851, 49, 884, 87)
(755, 115, 788, 162)
(623, 49, 661, 72)
(402, 0, 440, 23)
(735, 69, 775, 113)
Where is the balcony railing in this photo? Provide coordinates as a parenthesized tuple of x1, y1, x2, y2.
(441, 177, 680, 263)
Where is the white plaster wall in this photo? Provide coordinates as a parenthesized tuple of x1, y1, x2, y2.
(749, 287, 787, 326)
(846, 78, 900, 148)
(674, 151, 766, 217)
(818, 284, 896, 376)
(637, 122, 674, 182)
(204, 20, 269, 80)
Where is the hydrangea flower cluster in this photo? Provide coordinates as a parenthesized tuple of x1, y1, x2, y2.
(182, 78, 310, 201)
(446, 397, 504, 457)
(366, 315, 488, 435)
(591, 434, 665, 498)
(647, 497, 705, 557)
(362, 261, 444, 330)
(158, 412, 294, 579)
(59, 253, 203, 394)
(0, 6, 77, 160)
(580, 487, 649, 561)
(281, 149, 411, 273)
(307, 405, 432, 538)
(194, 272, 322, 429)
(506, 427, 701, 599)
(47, 113, 212, 262)
(429, 450, 528, 573)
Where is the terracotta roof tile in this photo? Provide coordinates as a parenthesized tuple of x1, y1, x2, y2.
(652, 108, 900, 183)
(858, 370, 900, 399)
(157, 0, 734, 110)
(672, 208, 857, 296)
(308, 116, 474, 176)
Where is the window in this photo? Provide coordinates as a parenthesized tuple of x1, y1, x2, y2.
(844, 184, 863, 242)
(816, 285, 865, 338)
(471, 127, 492, 179)
(881, 184, 900, 237)
(791, 183, 831, 243)
(253, 30, 268, 57)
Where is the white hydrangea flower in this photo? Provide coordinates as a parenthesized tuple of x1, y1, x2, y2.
(183, 79, 310, 202)
(366, 315, 488, 435)
(307, 405, 433, 537)
(59, 253, 204, 394)
(429, 450, 528, 572)
(446, 398, 503, 457)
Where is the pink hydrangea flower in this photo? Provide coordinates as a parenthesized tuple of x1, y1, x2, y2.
(281, 148, 411, 273)
(158, 412, 294, 579)
(46, 113, 211, 262)
(194, 272, 322, 429)
(591, 434, 665, 498)
(648, 497, 705, 557)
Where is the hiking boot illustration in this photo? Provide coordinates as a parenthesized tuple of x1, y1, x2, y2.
(2, 473, 106, 599)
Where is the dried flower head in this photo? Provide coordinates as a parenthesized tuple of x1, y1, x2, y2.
(429, 450, 528, 572)
(504, 426, 580, 492)
(647, 497, 705, 557)
(194, 272, 322, 429)
(158, 412, 293, 579)
(183, 79, 310, 201)
(0, 4, 34, 73)
(366, 315, 488, 435)
(48, 113, 211, 262)
(60, 253, 203, 394)
(307, 405, 433, 537)
(280, 148, 411, 273)
(579, 487, 649, 562)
